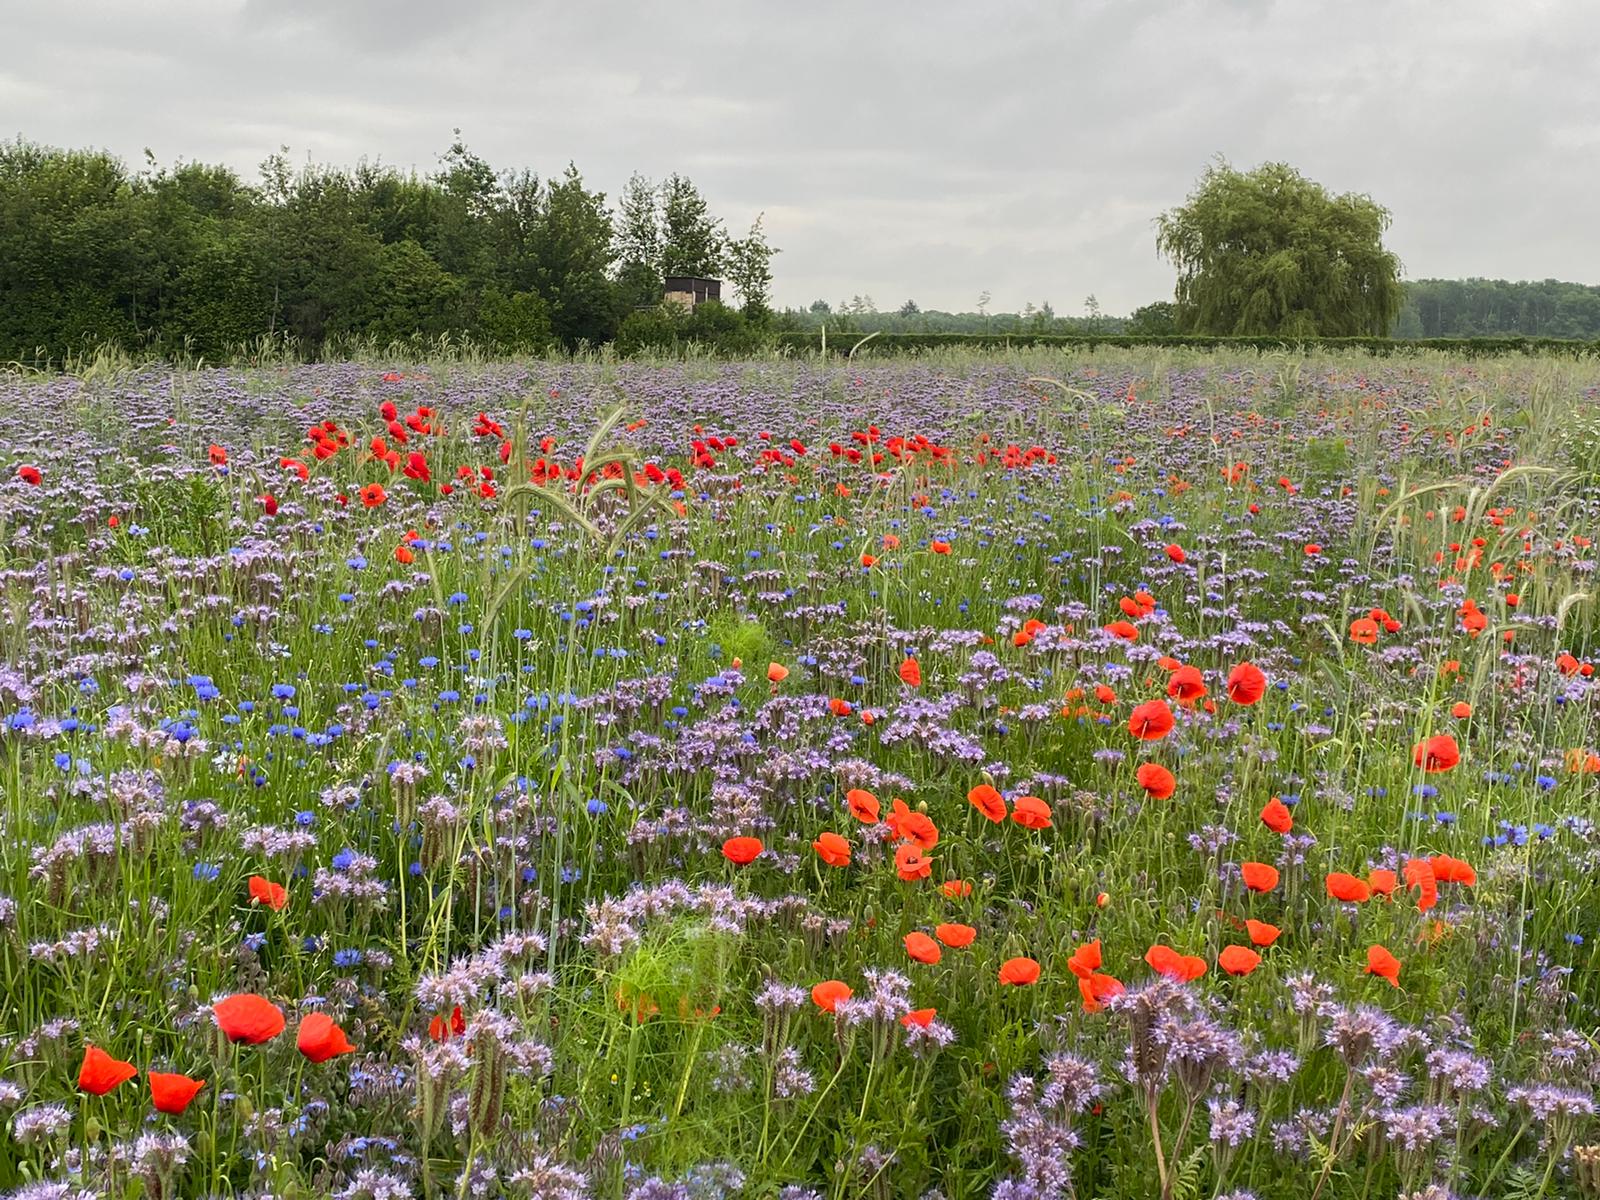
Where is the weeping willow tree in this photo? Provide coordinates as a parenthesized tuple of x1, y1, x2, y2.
(1156, 158, 1404, 337)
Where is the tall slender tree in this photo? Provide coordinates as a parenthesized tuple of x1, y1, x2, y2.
(614, 172, 664, 309)
(659, 174, 725, 278)
(724, 213, 777, 316)
(529, 164, 617, 346)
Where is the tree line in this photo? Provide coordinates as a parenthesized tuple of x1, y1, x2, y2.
(0, 136, 776, 363)
(777, 283, 1600, 342)
(6, 140, 1600, 362)
(773, 296, 1151, 336)
(1394, 278, 1600, 339)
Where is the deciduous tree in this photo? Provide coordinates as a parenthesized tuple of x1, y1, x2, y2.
(1156, 158, 1403, 336)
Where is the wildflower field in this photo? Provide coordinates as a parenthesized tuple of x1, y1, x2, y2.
(7, 350, 1600, 1200)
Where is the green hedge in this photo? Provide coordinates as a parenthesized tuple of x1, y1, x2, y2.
(775, 332, 1600, 358)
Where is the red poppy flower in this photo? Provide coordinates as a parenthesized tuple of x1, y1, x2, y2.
(930, 539, 951, 554)
(940, 879, 972, 899)
(1413, 734, 1460, 773)
(766, 662, 789, 684)
(1135, 762, 1176, 800)
(1430, 854, 1476, 885)
(1240, 861, 1279, 892)
(1218, 945, 1261, 976)
(78, 1045, 137, 1095)
(16, 465, 41, 486)
(845, 788, 880, 823)
(1226, 662, 1267, 705)
(895, 843, 933, 881)
(208, 444, 228, 466)
(1260, 797, 1293, 833)
(968, 783, 1007, 823)
(998, 956, 1041, 986)
(1404, 857, 1439, 912)
(248, 876, 288, 911)
(721, 836, 763, 865)
(1104, 619, 1140, 641)
(811, 980, 852, 1012)
(428, 1006, 466, 1041)
(886, 798, 939, 850)
(297, 1013, 356, 1063)
(149, 1071, 206, 1114)
(904, 932, 943, 965)
(901, 1008, 937, 1029)
(1128, 700, 1175, 740)
(1078, 972, 1124, 1013)
(358, 483, 387, 508)
(1167, 665, 1207, 704)
(1368, 868, 1398, 897)
(1325, 872, 1372, 903)
(214, 994, 286, 1044)
(898, 657, 922, 687)
(812, 831, 851, 867)
(1246, 919, 1281, 947)
(1145, 944, 1206, 982)
(935, 922, 977, 948)
(1066, 939, 1102, 979)
(1010, 795, 1052, 829)
(1365, 944, 1401, 987)
(1164, 543, 1186, 563)
(1349, 617, 1379, 645)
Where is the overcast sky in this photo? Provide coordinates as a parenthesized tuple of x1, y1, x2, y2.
(4, 0, 1597, 314)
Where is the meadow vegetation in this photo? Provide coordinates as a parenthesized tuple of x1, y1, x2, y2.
(1, 346, 1600, 1199)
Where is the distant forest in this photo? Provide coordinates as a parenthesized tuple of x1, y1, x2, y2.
(4, 138, 1600, 362)
(1393, 278, 1600, 339)
(779, 281, 1600, 341)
